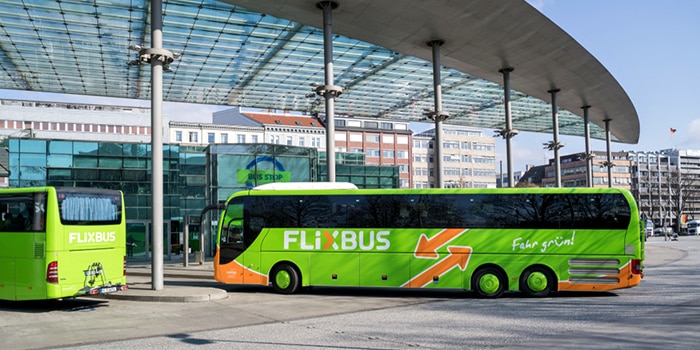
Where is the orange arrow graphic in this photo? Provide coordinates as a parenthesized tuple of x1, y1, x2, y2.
(403, 246, 472, 288)
(323, 230, 335, 250)
(414, 228, 467, 258)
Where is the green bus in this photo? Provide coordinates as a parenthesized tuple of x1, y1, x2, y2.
(0, 187, 128, 301)
(214, 183, 644, 298)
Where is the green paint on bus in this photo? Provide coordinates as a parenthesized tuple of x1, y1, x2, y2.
(0, 187, 128, 301)
(215, 184, 644, 298)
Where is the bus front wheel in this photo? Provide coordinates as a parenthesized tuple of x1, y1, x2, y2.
(270, 263, 300, 294)
(519, 266, 554, 297)
(472, 266, 506, 298)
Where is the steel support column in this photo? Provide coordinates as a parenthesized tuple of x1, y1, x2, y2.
(149, 0, 164, 290)
(498, 68, 518, 187)
(428, 40, 449, 188)
(128, 0, 179, 290)
(315, 1, 343, 182)
(582, 105, 593, 187)
(546, 89, 563, 188)
(605, 118, 613, 188)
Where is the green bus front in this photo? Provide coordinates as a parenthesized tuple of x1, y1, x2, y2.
(215, 187, 644, 297)
(0, 187, 127, 301)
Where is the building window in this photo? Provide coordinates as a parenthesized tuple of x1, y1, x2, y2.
(251, 135, 259, 143)
(189, 132, 198, 143)
(443, 141, 459, 149)
(237, 134, 246, 143)
(208, 133, 215, 143)
(221, 133, 228, 143)
(175, 131, 182, 142)
(383, 150, 395, 158)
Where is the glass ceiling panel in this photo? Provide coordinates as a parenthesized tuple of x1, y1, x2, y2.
(0, 0, 613, 141)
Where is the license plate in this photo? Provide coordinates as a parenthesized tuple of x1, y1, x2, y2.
(100, 286, 117, 293)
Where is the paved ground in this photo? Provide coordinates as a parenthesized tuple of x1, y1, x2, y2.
(117, 235, 683, 302)
(113, 258, 226, 302)
(0, 235, 693, 350)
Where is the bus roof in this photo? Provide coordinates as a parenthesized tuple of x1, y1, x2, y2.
(252, 182, 358, 191)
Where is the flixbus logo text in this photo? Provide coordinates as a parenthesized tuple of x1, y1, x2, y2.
(283, 230, 390, 251)
(68, 231, 116, 244)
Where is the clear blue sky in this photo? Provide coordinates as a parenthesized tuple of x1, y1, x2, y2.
(507, 0, 700, 171)
(2, 1, 698, 173)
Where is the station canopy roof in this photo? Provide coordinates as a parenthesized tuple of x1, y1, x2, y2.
(0, 0, 639, 143)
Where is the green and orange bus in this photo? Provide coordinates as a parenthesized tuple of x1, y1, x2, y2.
(0, 187, 128, 301)
(214, 183, 644, 298)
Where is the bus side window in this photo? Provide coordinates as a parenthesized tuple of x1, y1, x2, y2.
(0, 212, 11, 231)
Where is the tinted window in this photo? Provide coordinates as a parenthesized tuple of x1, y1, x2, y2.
(0, 192, 47, 232)
(238, 193, 630, 231)
(58, 190, 122, 225)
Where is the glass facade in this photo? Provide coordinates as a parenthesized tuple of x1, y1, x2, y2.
(6, 138, 400, 257)
(9, 138, 180, 221)
(207, 144, 319, 204)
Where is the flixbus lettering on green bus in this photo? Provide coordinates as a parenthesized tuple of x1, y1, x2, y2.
(214, 182, 644, 298)
(0, 187, 128, 301)
(283, 230, 390, 250)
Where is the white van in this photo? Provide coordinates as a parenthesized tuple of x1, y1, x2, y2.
(645, 221, 654, 238)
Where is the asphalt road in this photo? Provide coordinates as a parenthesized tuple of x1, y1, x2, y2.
(1, 235, 697, 350)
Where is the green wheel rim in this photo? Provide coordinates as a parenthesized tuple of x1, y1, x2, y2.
(275, 270, 291, 289)
(526, 272, 548, 292)
(479, 273, 500, 295)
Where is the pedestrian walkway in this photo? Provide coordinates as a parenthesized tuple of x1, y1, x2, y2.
(99, 256, 228, 303)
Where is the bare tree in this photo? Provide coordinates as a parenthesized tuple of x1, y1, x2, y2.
(668, 169, 700, 233)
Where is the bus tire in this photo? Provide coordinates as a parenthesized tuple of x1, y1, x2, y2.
(270, 263, 300, 294)
(519, 266, 554, 297)
(471, 266, 506, 298)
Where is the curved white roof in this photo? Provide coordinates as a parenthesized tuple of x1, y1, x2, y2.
(0, 0, 638, 143)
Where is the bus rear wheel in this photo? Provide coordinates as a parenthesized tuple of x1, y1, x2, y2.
(520, 266, 554, 297)
(271, 263, 300, 294)
(472, 266, 506, 298)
